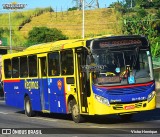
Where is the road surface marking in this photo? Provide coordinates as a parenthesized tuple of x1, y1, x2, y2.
(31, 117, 58, 122)
(89, 125, 109, 128)
(0, 111, 8, 115)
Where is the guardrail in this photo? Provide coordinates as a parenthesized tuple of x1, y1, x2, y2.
(0, 46, 26, 51)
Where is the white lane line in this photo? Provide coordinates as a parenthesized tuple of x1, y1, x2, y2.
(89, 125, 109, 128)
(0, 112, 8, 115)
(31, 117, 58, 122)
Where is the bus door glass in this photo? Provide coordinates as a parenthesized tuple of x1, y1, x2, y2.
(76, 49, 89, 113)
(38, 55, 49, 111)
(48, 52, 65, 113)
(60, 50, 75, 113)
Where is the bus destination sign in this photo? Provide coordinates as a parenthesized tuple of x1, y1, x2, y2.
(99, 39, 142, 48)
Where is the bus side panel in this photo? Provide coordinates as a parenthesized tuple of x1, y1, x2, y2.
(29, 92, 42, 111)
(38, 78, 49, 110)
(4, 80, 24, 109)
(4, 82, 16, 107)
(48, 78, 67, 113)
(24, 79, 42, 111)
(3, 79, 42, 110)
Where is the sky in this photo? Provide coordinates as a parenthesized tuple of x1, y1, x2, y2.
(0, 0, 119, 12)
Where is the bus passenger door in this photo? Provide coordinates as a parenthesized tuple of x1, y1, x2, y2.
(38, 54, 49, 111)
(76, 50, 89, 113)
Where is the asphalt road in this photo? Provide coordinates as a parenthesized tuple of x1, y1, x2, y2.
(0, 95, 160, 137)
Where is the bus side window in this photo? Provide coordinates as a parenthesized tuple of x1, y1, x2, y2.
(12, 57, 20, 78)
(61, 50, 74, 75)
(40, 57, 47, 77)
(4, 59, 12, 78)
(28, 55, 37, 77)
(48, 52, 60, 76)
(20, 56, 28, 78)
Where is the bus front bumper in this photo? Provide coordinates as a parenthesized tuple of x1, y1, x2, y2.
(87, 94, 156, 115)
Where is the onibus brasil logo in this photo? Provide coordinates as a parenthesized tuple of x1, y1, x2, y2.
(2, 2, 27, 10)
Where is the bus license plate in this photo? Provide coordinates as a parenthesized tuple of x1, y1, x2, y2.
(124, 105, 135, 110)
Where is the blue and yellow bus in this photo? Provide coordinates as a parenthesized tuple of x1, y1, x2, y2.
(2, 35, 156, 123)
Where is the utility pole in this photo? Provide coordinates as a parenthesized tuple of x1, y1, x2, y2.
(82, 0, 85, 39)
(96, 0, 99, 8)
(131, 0, 133, 8)
(2, 2, 27, 53)
(8, 12, 12, 53)
(74, 0, 99, 10)
(85, 0, 99, 9)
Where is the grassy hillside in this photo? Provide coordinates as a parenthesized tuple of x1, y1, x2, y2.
(20, 8, 122, 39)
(0, 8, 122, 46)
(0, 7, 53, 46)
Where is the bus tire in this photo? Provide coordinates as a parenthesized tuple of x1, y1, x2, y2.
(71, 99, 84, 123)
(24, 96, 35, 117)
(119, 114, 133, 121)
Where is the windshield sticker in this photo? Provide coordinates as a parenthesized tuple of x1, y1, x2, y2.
(146, 51, 150, 55)
(97, 76, 121, 84)
(128, 76, 135, 84)
(115, 67, 120, 73)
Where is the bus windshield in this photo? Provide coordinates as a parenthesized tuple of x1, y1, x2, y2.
(91, 48, 153, 86)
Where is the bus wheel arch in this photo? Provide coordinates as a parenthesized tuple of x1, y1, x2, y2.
(24, 95, 36, 117)
(70, 99, 84, 123)
(67, 95, 75, 113)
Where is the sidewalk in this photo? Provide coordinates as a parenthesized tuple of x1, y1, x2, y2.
(156, 81, 160, 107)
(156, 89, 160, 107)
(0, 96, 4, 100)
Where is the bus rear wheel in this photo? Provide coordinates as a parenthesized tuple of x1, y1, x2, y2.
(25, 96, 35, 117)
(71, 99, 84, 123)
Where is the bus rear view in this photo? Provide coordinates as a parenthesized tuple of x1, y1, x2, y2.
(87, 35, 156, 120)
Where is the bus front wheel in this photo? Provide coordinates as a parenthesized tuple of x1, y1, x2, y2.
(24, 96, 35, 117)
(71, 99, 84, 123)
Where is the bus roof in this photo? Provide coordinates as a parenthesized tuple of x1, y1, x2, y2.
(2, 35, 147, 59)
(25, 39, 85, 51)
(2, 39, 85, 59)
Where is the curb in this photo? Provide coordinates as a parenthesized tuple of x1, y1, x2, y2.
(0, 97, 4, 100)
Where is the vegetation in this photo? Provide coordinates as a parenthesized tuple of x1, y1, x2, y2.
(20, 8, 120, 39)
(26, 27, 68, 46)
(0, 7, 54, 46)
(109, 0, 160, 58)
(68, 7, 78, 11)
(0, 28, 4, 37)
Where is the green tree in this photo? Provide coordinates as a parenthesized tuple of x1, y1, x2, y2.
(0, 28, 4, 37)
(109, 1, 127, 14)
(153, 0, 160, 9)
(26, 27, 68, 46)
(137, 9, 148, 18)
(134, 0, 154, 8)
(68, 7, 78, 11)
(123, 14, 160, 57)
(125, 0, 136, 8)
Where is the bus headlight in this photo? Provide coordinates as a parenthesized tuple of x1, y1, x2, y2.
(94, 94, 110, 106)
(147, 91, 156, 102)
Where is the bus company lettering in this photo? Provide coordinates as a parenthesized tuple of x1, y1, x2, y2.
(25, 80, 39, 91)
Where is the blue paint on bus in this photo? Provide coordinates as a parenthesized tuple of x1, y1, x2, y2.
(4, 78, 67, 114)
(92, 82, 155, 103)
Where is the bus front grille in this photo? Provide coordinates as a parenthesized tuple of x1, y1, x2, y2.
(112, 102, 143, 110)
(107, 86, 149, 95)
